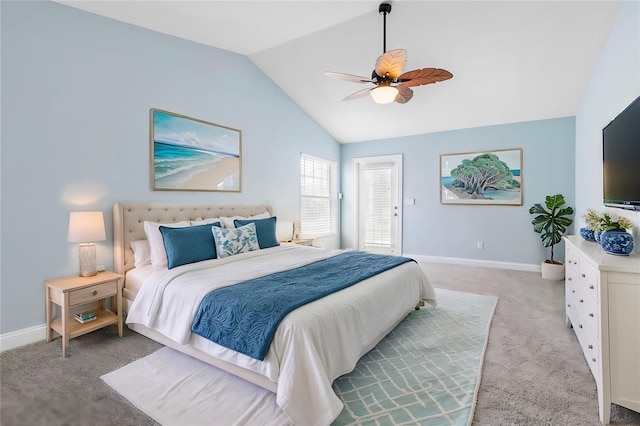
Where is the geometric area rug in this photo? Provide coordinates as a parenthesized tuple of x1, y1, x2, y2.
(101, 288, 497, 426)
(332, 289, 497, 425)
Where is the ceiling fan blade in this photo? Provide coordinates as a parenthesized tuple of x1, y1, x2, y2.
(374, 49, 407, 79)
(397, 68, 453, 87)
(325, 72, 373, 84)
(342, 87, 374, 101)
(395, 85, 414, 104)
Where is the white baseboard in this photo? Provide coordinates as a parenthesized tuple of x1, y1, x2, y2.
(0, 324, 46, 352)
(404, 253, 541, 273)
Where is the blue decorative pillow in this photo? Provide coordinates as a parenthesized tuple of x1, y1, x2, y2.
(212, 223, 260, 258)
(234, 217, 280, 249)
(159, 222, 220, 269)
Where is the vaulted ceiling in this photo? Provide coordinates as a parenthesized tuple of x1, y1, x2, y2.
(56, 1, 623, 143)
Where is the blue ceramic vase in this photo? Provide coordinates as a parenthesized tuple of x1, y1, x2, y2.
(594, 229, 603, 244)
(600, 230, 634, 256)
(579, 227, 596, 242)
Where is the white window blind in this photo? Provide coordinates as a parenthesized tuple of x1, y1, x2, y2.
(364, 165, 392, 247)
(300, 154, 337, 238)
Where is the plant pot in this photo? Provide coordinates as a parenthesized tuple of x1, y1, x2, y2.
(600, 229, 634, 256)
(541, 261, 565, 280)
(594, 229, 603, 243)
(579, 227, 596, 242)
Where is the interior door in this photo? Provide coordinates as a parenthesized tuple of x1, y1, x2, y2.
(354, 155, 402, 255)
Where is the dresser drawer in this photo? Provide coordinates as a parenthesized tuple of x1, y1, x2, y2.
(579, 263, 599, 305)
(575, 292, 600, 339)
(69, 281, 117, 306)
(565, 245, 580, 277)
(575, 318, 601, 381)
(565, 270, 578, 319)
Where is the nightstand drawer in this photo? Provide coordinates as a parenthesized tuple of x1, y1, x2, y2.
(69, 281, 117, 306)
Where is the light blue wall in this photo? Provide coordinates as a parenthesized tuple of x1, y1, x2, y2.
(341, 117, 576, 265)
(0, 1, 340, 334)
(575, 0, 640, 252)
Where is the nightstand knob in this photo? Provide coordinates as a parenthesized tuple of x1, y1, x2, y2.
(579, 299, 584, 303)
(582, 273, 586, 278)
(92, 290, 98, 296)
(588, 344, 593, 349)
(589, 313, 594, 317)
(589, 285, 594, 290)
(578, 324, 583, 329)
(568, 277, 572, 281)
(592, 358, 596, 363)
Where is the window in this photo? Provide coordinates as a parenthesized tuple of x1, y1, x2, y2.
(300, 154, 338, 238)
(363, 165, 392, 247)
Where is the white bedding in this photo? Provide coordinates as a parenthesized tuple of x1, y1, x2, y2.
(126, 244, 436, 425)
(124, 265, 153, 294)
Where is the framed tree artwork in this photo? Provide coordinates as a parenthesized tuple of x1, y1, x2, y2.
(150, 109, 241, 192)
(440, 148, 523, 205)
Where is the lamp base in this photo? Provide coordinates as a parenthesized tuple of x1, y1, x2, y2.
(78, 243, 97, 277)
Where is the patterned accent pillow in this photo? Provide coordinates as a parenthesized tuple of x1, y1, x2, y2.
(212, 223, 260, 258)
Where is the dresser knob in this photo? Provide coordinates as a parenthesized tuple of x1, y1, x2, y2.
(92, 290, 98, 296)
(579, 299, 584, 303)
(572, 290, 576, 293)
(567, 304, 571, 308)
(588, 344, 593, 349)
(592, 358, 596, 363)
(568, 277, 572, 281)
(589, 313, 594, 317)
(582, 273, 586, 278)
(589, 285, 594, 290)
(579, 324, 583, 328)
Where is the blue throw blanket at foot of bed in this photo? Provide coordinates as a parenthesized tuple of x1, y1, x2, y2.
(191, 251, 414, 360)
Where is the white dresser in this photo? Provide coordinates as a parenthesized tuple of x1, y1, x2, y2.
(564, 235, 640, 424)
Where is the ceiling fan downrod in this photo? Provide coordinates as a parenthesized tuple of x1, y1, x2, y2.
(379, 3, 391, 54)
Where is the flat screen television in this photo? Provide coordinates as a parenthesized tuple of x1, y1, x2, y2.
(602, 95, 640, 210)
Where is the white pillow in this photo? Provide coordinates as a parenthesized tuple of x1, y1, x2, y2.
(143, 220, 191, 268)
(190, 217, 221, 226)
(212, 223, 260, 258)
(220, 211, 270, 229)
(129, 240, 151, 268)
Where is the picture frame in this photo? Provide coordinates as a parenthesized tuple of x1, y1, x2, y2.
(150, 109, 241, 192)
(440, 148, 522, 205)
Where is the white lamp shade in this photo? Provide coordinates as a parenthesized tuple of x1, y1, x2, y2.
(370, 85, 399, 104)
(68, 211, 106, 243)
(276, 220, 294, 242)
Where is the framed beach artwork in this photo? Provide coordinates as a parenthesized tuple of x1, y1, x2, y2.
(150, 109, 241, 192)
(440, 148, 523, 205)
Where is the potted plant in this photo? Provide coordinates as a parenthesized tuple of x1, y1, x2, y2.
(529, 194, 574, 280)
(597, 212, 634, 255)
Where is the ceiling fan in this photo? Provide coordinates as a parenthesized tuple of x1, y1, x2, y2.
(326, 2, 453, 104)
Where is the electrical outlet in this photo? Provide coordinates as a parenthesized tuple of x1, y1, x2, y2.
(477, 242, 484, 250)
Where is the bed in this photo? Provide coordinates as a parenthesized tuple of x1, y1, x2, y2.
(113, 202, 437, 425)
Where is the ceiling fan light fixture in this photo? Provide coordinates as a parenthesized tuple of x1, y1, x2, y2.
(370, 85, 398, 104)
(326, 2, 452, 104)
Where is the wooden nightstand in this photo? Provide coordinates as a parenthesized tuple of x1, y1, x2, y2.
(44, 271, 123, 358)
(291, 238, 313, 246)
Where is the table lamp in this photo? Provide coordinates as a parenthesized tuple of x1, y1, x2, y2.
(68, 211, 106, 277)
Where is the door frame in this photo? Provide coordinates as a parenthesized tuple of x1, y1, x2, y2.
(353, 154, 403, 255)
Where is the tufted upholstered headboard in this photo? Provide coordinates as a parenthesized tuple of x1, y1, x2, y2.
(113, 202, 272, 276)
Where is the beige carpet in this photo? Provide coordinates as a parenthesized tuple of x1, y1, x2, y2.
(2, 262, 640, 425)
